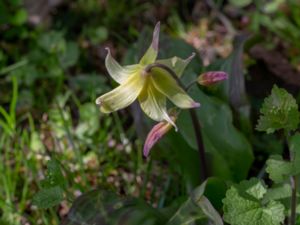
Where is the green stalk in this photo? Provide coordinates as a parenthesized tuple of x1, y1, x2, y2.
(290, 175, 297, 225)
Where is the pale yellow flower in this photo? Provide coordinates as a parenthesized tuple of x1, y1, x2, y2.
(95, 22, 199, 129)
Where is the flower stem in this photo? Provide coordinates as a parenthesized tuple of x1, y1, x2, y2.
(189, 109, 208, 181)
(288, 133, 297, 225)
(145, 62, 208, 181)
(145, 63, 185, 89)
(290, 175, 297, 225)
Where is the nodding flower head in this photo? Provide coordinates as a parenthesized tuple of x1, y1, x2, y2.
(95, 22, 199, 130)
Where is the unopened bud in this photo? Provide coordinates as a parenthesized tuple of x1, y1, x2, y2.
(143, 116, 176, 157)
(197, 71, 228, 86)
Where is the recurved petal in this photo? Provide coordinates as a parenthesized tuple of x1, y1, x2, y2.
(105, 48, 140, 84)
(151, 68, 200, 109)
(143, 119, 174, 157)
(139, 22, 160, 65)
(156, 53, 196, 77)
(95, 72, 144, 113)
(138, 80, 177, 129)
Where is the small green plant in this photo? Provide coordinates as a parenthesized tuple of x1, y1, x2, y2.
(223, 85, 300, 225)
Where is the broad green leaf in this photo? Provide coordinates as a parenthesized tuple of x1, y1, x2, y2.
(256, 85, 299, 134)
(60, 190, 166, 225)
(213, 34, 251, 135)
(161, 131, 202, 188)
(62, 184, 222, 225)
(203, 177, 227, 211)
(32, 186, 64, 209)
(178, 86, 253, 181)
(219, 35, 249, 110)
(223, 178, 285, 225)
(263, 184, 292, 202)
(167, 181, 223, 225)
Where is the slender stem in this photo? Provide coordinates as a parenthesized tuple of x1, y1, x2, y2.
(290, 175, 297, 225)
(189, 109, 208, 181)
(185, 79, 198, 91)
(145, 63, 208, 181)
(287, 132, 297, 225)
(145, 63, 186, 89)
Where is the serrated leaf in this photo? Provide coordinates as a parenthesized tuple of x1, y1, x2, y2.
(256, 85, 299, 134)
(263, 184, 292, 202)
(32, 186, 64, 209)
(266, 133, 300, 183)
(223, 179, 285, 225)
(242, 179, 267, 200)
(266, 155, 293, 183)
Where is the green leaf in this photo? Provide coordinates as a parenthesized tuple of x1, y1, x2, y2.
(266, 133, 300, 183)
(32, 186, 64, 209)
(59, 42, 79, 69)
(208, 35, 252, 135)
(46, 159, 66, 188)
(75, 103, 99, 140)
(223, 178, 285, 225)
(263, 184, 292, 202)
(256, 85, 299, 134)
(228, 0, 252, 8)
(62, 184, 222, 225)
(11, 9, 27, 25)
(84, 26, 108, 44)
(69, 74, 108, 99)
(61, 190, 166, 225)
(38, 31, 66, 53)
(266, 155, 293, 183)
(166, 181, 223, 225)
(178, 86, 253, 181)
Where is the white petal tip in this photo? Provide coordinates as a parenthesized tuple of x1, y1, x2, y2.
(192, 102, 201, 108)
(184, 52, 196, 63)
(152, 22, 160, 51)
(95, 98, 102, 105)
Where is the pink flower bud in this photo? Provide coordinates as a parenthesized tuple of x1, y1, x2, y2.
(197, 71, 228, 86)
(143, 117, 176, 157)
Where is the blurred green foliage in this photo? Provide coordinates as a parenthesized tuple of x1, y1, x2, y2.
(1, 0, 300, 224)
